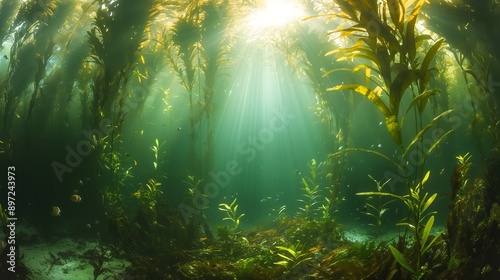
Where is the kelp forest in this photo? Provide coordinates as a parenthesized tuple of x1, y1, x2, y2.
(0, 0, 500, 279)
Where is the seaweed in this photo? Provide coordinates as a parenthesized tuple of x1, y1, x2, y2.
(359, 175, 395, 234)
(218, 198, 245, 233)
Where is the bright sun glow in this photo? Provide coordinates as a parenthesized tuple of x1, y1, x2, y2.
(246, 0, 305, 30)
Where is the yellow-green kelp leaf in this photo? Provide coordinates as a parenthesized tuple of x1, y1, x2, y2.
(336, 0, 359, 22)
(386, 114, 402, 146)
(389, 69, 421, 115)
(328, 84, 391, 117)
(403, 109, 457, 157)
(330, 147, 404, 171)
(421, 38, 445, 72)
(401, 88, 440, 126)
(376, 45, 392, 88)
(389, 245, 415, 274)
(387, 0, 405, 32)
(329, 84, 402, 146)
(419, 38, 445, 92)
(405, 0, 427, 61)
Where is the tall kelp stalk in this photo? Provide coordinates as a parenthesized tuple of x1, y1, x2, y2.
(0, 0, 87, 142)
(325, 0, 451, 278)
(24, 1, 77, 142)
(165, 0, 232, 178)
(199, 0, 231, 176)
(0, 1, 59, 140)
(87, 0, 161, 210)
(166, 3, 202, 176)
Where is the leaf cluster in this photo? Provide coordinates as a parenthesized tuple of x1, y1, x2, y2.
(326, 0, 446, 146)
(360, 175, 395, 230)
(358, 171, 443, 278)
(297, 159, 322, 218)
(218, 198, 245, 232)
(273, 241, 313, 271)
(133, 178, 163, 210)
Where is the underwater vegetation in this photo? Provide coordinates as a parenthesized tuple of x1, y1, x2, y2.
(358, 174, 395, 233)
(0, 0, 499, 279)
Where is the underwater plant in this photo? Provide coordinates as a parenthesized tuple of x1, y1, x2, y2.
(358, 175, 395, 233)
(450, 153, 472, 201)
(162, 0, 234, 177)
(318, 2, 457, 276)
(183, 174, 204, 210)
(87, 0, 160, 125)
(133, 179, 162, 208)
(358, 171, 443, 279)
(1, 0, 61, 136)
(273, 241, 312, 272)
(323, 0, 456, 184)
(150, 138, 166, 173)
(326, 0, 446, 146)
(297, 159, 322, 219)
(218, 198, 245, 233)
(164, 5, 203, 177)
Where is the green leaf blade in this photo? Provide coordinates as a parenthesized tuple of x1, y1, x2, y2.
(389, 245, 415, 274)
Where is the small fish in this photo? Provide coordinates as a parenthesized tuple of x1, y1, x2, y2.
(51, 206, 61, 216)
(3, 55, 7, 60)
(70, 194, 82, 202)
(79, 180, 84, 186)
(177, 127, 182, 131)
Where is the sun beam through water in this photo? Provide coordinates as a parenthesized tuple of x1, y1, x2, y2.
(244, 0, 305, 41)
